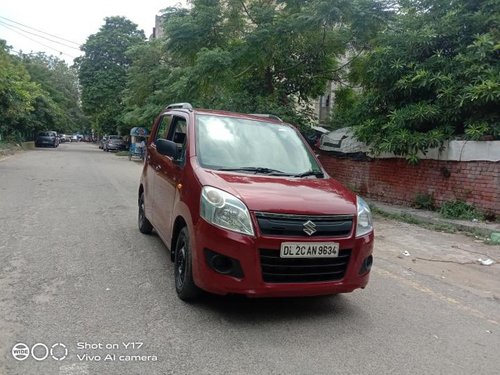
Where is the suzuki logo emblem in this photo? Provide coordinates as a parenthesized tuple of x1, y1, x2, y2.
(303, 220, 317, 236)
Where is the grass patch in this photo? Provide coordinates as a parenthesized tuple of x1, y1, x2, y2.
(0, 141, 15, 150)
(115, 151, 129, 156)
(439, 200, 481, 220)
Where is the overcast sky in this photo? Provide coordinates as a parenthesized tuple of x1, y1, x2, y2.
(0, 0, 187, 64)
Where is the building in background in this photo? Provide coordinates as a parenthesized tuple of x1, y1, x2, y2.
(151, 14, 165, 39)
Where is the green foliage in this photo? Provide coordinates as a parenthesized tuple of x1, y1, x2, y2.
(413, 192, 435, 210)
(21, 53, 88, 134)
(334, 0, 500, 159)
(121, 0, 391, 130)
(0, 40, 86, 141)
(0, 40, 39, 140)
(439, 200, 480, 220)
(76, 17, 145, 135)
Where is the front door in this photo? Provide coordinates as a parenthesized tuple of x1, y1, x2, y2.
(154, 115, 188, 241)
(146, 114, 172, 229)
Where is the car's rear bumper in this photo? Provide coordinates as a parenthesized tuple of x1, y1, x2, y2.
(35, 139, 56, 147)
(106, 144, 127, 150)
(191, 219, 373, 297)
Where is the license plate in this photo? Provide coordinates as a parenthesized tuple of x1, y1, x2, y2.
(280, 242, 339, 258)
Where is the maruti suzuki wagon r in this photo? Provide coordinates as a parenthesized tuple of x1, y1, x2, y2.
(138, 103, 374, 300)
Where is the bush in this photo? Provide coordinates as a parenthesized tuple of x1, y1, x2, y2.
(439, 200, 481, 220)
(413, 192, 435, 210)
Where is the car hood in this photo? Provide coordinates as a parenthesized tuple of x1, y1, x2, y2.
(197, 168, 357, 215)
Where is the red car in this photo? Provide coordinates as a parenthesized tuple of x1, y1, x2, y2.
(138, 103, 374, 300)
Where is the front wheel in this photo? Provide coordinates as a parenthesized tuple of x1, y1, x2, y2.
(174, 227, 200, 301)
(138, 193, 153, 234)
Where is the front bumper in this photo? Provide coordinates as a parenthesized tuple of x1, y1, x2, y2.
(192, 219, 374, 297)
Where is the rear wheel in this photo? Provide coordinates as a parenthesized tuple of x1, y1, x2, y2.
(138, 193, 153, 234)
(174, 227, 200, 301)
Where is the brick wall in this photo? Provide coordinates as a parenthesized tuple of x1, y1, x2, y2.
(317, 152, 500, 215)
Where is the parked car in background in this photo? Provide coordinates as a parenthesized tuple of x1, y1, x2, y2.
(138, 103, 374, 301)
(104, 135, 127, 152)
(58, 134, 71, 143)
(35, 131, 59, 148)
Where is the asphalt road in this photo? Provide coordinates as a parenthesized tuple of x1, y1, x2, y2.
(1, 143, 498, 375)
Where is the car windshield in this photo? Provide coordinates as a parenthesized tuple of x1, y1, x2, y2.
(195, 114, 321, 175)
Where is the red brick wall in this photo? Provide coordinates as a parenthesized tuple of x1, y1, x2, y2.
(317, 152, 500, 215)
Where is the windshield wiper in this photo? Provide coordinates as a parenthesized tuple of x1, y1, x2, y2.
(216, 167, 292, 176)
(294, 170, 324, 178)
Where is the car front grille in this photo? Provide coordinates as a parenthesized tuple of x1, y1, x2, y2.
(259, 249, 351, 283)
(255, 212, 353, 237)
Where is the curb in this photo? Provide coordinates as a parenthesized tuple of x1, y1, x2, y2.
(369, 201, 500, 240)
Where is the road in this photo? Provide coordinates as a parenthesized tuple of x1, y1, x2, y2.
(1, 143, 499, 375)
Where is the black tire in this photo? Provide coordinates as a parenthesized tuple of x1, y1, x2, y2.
(174, 227, 200, 301)
(138, 193, 153, 234)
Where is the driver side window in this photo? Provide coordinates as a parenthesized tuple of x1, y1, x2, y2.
(154, 115, 172, 143)
(166, 116, 188, 162)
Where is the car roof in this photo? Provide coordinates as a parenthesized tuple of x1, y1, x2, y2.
(164, 107, 285, 124)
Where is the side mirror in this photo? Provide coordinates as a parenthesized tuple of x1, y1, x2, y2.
(156, 138, 178, 159)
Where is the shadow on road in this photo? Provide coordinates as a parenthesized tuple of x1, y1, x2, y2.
(192, 291, 365, 324)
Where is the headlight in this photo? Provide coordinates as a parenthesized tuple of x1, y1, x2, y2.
(200, 186, 254, 236)
(356, 196, 373, 237)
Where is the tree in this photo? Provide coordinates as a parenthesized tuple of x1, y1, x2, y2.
(0, 40, 40, 141)
(76, 17, 145, 135)
(332, 0, 500, 162)
(22, 53, 88, 134)
(122, 38, 171, 128)
(122, 0, 390, 129)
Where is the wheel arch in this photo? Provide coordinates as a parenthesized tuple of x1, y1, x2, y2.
(138, 184, 144, 205)
(170, 216, 187, 262)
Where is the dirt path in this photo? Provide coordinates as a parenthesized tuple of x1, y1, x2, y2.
(374, 217, 500, 301)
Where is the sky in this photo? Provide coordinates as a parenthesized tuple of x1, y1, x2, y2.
(0, 0, 187, 64)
